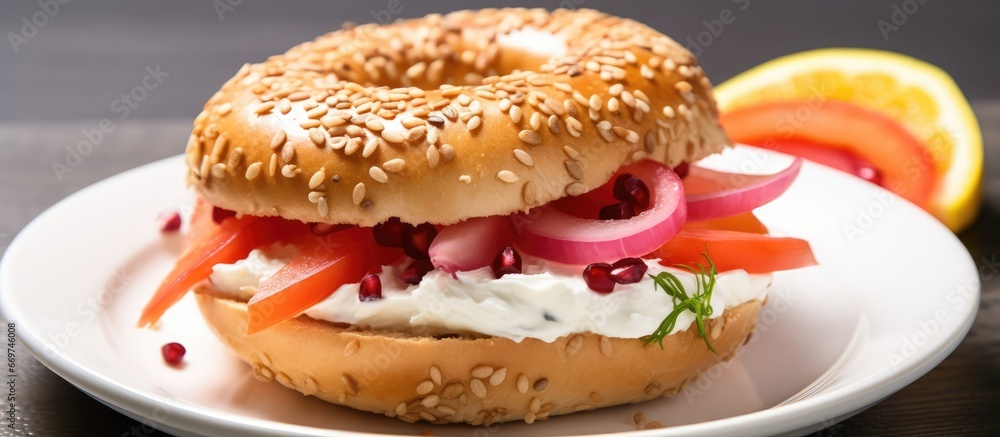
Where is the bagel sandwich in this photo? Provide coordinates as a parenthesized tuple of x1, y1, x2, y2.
(140, 7, 817, 426)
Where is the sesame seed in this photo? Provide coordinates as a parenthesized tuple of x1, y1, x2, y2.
(427, 128, 439, 145)
(457, 93, 472, 106)
(589, 94, 603, 111)
(253, 102, 275, 115)
(530, 112, 542, 131)
(600, 336, 613, 357)
(300, 119, 321, 129)
(317, 197, 328, 216)
(517, 181, 535, 206)
(352, 183, 366, 205)
(369, 166, 388, 183)
(566, 182, 587, 196)
(405, 62, 426, 79)
(383, 158, 406, 173)
(406, 125, 426, 143)
(341, 374, 359, 395)
(518, 130, 542, 146)
(309, 128, 325, 145)
(268, 154, 277, 177)
(509, 106, 522, 123)
(329, 137, 347, 150)
(442, 383, 464, 399)
(280, 143, 294, 164)
(281, 164, 300, 178)
(363, 137, 379, 158)
(621, 90, 636, 108)
(288, 91, 310, 102)
(467, 115, 482, 131)
(344, 339, 360, 357)
(547, 115, 561, 134)
(565, 160, 583, 180)
(624, 49, 637, 64)
(524, 413, 536, 424)
(245, 162, 262, 180)
(418, 411, 435, 422)
(416, 380, 434, 395)
(513, 149, 534, 167)
(608, 97, 620, 113)
(430, 366, 442, 385)
(421, 395, 440, 408)
(489, 368, 507, 386)
(530, 397, 541, 413)
(395, 403, 407, 416)
(573, 404, 591, 411)
(471, 366, 494, 379)
(641, 65, 654, 80)
(438, 143, 455, 162)
(380, 130, 404, 144)
(533, 378, 549, 391)
(645, 131, 657, 153)
(470, 379, 488, 399)
(662, 105, 675, 118)
(459, 175, 472, 183)
(278, 99, 291, 114)
(426, 145, 440, 169)
(609, 83, 624, 96)
(427, 115, 445, 127)
(401, 117, 424, 129)
(438, 405, 456, 415)
(469, 100, 483, 114)
(517, 375, 529, 394)
(442, 105, 458, 120)
(498, 98, 512, 112)
(635, 99, 650, 114)
(365, 118, 385, 132)
(210, 163, 226, 178)
(309, 170, 326, 189)
(210, 135, 228, 161)
(589, 108, 600, 121)
(545, 98, 566, 115)
(306, 104, 328, 119)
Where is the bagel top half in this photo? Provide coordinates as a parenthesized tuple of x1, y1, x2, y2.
(184, 8, 731, 226)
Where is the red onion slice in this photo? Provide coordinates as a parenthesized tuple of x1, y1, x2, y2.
(685, 156, 803, 221)
(429, 216, 517, 274)
(514, 160, 686, 265)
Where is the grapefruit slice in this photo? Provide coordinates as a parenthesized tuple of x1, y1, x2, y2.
(714, 48, 983, 232)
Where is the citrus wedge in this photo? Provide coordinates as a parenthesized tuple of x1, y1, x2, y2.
(714, 48, 983, 232)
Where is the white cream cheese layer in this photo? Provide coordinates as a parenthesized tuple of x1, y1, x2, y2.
(210, 246, 770, 343)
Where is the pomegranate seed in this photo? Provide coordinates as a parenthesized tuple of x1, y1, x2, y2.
(373, 217, 413, 248)
(401, 260, 435, 285)
(613, 174, 650, 209)
(610, 258, 648, 284)
(212, 207, 236, 224)
(402, 223, 437, 260)
(583, 263, 616, 294)
(161, 342, 186, 366)
(673, 162, 690, 179)
(492, 246, 522, 278)
(158, 210, 182, 233)
(310, 222, 349, 236)
(599, 202, 635, 220)
(359, 274, 382, 302)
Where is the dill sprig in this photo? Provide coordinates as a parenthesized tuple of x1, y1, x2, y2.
(644, 251, 719, 354)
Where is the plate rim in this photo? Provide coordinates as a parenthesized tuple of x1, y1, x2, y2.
(0, 154, 981, 437)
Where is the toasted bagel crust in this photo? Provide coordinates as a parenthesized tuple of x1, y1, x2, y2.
(184, 8, 730, 226)
(194, 287, 762, 425)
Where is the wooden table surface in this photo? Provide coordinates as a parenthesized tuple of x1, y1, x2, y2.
(0, 104, 997, 436)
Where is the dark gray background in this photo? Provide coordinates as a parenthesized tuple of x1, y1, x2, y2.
(2, 0, 999, 123)
(2, 1, 1000, 436)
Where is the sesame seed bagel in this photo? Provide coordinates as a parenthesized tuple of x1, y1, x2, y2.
(193, 286, 762, 425)
(185, 8, 730, 226)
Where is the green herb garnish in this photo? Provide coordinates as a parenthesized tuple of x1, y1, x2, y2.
(644, 251, 718, 354)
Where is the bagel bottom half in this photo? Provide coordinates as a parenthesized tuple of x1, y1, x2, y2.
(194, 284, 763, 425)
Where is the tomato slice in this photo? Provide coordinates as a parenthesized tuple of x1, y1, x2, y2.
(138, 201, 306, 327)
(684, 212, 768, 234)
(719, 100, 935, 207)
(246, 228, 403, 334)
(647, 228, 817, 273)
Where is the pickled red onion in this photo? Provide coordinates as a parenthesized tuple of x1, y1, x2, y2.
(429, 216, 517, 273)
(685, 157, 803, 221)
(514, 160, 686, 265)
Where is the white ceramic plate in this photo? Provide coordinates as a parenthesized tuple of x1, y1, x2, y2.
(0, 149, 979, 436)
